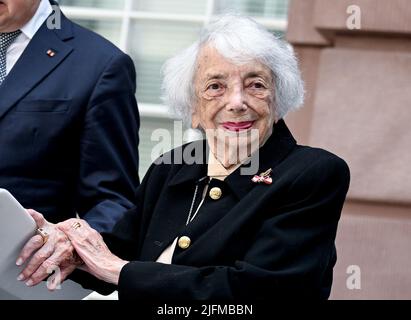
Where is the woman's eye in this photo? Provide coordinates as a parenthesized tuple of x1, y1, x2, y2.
(205, 83, 225, 96)
(251, 82, 265, 89)
(207, 83, 221, 90)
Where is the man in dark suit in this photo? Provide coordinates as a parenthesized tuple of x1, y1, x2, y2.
(0, 0, 139, 281)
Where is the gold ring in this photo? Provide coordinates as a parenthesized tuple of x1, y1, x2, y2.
(71, 221, 81, 230)
(36, 228, 49, 245)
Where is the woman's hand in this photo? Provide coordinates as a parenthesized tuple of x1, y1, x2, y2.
(16, 209, 82, 290)
(57, 219, 129, 285)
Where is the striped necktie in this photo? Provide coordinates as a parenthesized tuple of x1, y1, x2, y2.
(0, 30, 22, 85)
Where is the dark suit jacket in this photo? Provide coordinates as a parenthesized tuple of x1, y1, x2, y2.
(72, 120, 350, 300)
(0, 5, 140, 232)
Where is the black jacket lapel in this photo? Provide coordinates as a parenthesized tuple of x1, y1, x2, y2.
(225, 119, 297, 199)
(139, 122, 296, 261)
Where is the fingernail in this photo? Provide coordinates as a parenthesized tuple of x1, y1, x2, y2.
(17, 274, 24, 281)
(25, 279, 33, 286)
(16, 258, 23, 266)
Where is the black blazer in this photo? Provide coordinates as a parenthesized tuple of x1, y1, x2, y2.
(0, 4, 139, 232)
(73, 120, 350, 300)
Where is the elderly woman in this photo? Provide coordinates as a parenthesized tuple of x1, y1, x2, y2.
(16, 14, 350, 300)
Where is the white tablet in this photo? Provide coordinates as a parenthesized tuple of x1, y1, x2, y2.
(0, 188, 92, 299)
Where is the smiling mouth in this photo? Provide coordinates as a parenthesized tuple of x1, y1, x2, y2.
(221, 121, 255, 132)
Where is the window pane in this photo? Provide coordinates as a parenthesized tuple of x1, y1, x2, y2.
(70, 19, 122, 46)
(129, 21, 202, 104)
(133, 0, 207, 15)
(58, 0, 124, 9)
(138, 117, 176, 178)
(214, 0, 289, 19)
(139, 118, 201, 178)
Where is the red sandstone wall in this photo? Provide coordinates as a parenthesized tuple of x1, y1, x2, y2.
(286, 0, 411, 299)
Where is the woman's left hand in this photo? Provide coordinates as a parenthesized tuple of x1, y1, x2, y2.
(57, 219, 129, 285)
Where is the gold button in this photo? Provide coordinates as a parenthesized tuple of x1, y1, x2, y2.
(178, 236, 191, 249)
(209, 187, 222, 200)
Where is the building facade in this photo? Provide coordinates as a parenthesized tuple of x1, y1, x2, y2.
(286, 0, 411, 299)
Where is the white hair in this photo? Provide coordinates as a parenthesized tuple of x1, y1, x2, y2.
(161, 14, 304, 127)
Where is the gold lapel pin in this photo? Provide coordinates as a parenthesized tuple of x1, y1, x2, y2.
(46, 49, 56, 57)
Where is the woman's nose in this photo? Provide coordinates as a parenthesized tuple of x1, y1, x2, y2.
(225, 87, 247, 112)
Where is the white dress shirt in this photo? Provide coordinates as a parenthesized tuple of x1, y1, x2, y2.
(6, 0, 52, 75)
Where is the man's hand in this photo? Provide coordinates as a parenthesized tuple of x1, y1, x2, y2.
(16, 209, 83, 290)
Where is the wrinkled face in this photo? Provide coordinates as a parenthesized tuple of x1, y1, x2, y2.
(192, 45, 276, 167)
(0, 0, 40, 32)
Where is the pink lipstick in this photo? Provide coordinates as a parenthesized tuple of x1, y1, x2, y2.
(222, 121, 254, 132)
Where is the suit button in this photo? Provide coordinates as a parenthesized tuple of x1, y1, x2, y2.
(178, 236, 191, 249)
(209, 187, 222, 200)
